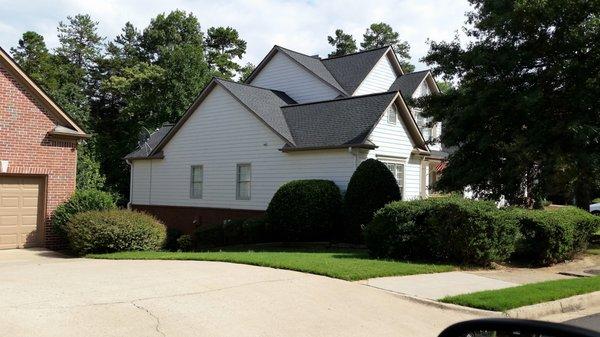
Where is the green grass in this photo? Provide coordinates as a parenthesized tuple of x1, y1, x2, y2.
(441, 276, 600, 311)
(88, 248, 454, 281)
(588, 244, 600, 255)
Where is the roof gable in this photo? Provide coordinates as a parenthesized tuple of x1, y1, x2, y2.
(389, 70, 439, 98)
(0, 46, 87, 137)
(321, 46, 391, 94)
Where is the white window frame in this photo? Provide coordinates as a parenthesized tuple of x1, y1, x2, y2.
(383, 161, 405, 196)
(387, 104, 397, 125)
(190, 165, 203, 199)
(236, 163, 251, 200)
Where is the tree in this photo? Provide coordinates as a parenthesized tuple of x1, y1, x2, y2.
(418, 0, 600, 208)
(205, 26, 247, 78)
(10, 32, 55, 86)
(238, 62, 255, 82)
(56, 14, 103, 74)
(327, 29, 357, 57)
(361, 22, 415, 72)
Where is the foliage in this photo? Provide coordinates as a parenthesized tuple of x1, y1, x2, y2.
(327, 29, 357, 57)
(266, 180, 342, 241)
(89, 248, 455, 281)
(164, 227, 183, 251)
(52, 189, 117, 237)
(343, 159, 401, 243)
(510, 206, 600, 265)
(364, 197, 518, 265)
(176, 235, 194, 251)
(66, 209, 166, 256)
(194, 218, 270, 248)
(442, 276, 600, 311)
(205, 26, 247, 78)
(418, 0, 600, 208)
(238, 62, 255, 82)
(592, 198, 600, 204)
(361, 22, 414, 72)
(76, 143, 107, 190)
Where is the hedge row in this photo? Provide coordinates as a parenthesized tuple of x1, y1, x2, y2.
(364, 197, 600, 266)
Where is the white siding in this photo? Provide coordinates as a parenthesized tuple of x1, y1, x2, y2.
(250, 52, 340, 103)
(363, 103, 424, 200)
(353, 55, 398, 96)
(412, 80, 442, 151)
(131, 160, 151, 204)
(130, 86, 356, 210)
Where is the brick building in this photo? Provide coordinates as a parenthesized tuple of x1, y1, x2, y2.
(0, 46, 88, 249)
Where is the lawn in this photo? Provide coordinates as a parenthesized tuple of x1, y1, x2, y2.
(441, 276, 600, 311)
(588, 244, 600, 255)
(88, 248, 455, 281)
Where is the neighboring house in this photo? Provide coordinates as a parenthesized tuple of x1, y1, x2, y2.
(0, 47, 88, 249)
(126, 45, 447, 233)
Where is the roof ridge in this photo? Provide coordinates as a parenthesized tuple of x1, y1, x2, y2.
(274, 45, 320, 59)
(282, 91, 397, 108)
(320, 45, 391, 60)
(214, 77, 291, 96)
(402, 69, 431, 75)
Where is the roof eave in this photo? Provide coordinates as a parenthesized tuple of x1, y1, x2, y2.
(280, 143, 377, 152)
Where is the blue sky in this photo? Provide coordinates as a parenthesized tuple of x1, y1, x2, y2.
(0, 0, 471, 70)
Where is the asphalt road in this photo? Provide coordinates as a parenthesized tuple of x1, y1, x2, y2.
(566, 314, 600, 332)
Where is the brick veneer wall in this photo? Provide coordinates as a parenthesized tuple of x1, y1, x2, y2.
(131, 204, 265, 234)
(0, 63, 78, 249)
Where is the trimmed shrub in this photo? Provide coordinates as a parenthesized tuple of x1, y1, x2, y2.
(194, 218, 270, 248)
(344, 159, 401, 242)
(510, 206, 600, 265)
(364, 197, 518, 265)
(165, 227, 183, 251)
(266, 180, 342, 241)
(177, 235, 194, 251)
(52, 189, 117, 238)
(65, 209, 166, 256)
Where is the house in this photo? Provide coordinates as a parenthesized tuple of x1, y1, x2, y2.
(0, 47, 88, 249)
(126, 45, 447, 233)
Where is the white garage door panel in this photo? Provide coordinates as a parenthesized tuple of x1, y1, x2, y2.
(0, 177, 44, 249)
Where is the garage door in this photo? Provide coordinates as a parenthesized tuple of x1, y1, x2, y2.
(0, 177, 44, 249)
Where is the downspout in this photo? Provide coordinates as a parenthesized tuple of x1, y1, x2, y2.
(348, 147, 358, 168)
(126, 159, 133, 209)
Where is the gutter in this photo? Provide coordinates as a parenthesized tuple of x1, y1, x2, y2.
(280, 143, 377, 152)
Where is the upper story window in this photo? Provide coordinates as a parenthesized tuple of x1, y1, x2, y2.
(236, 163, 251, 200)
(190, 165, 203, 199)
(387, 104, 398, 124)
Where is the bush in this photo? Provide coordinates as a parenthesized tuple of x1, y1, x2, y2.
(176, 235, 194, 251)
(164, 227, 183, 251)
(52, 189, 117, 238)
(266, 180, 342, 241)
(194, 218, 270, 248)
(344, 159, 401, 242)
(364, 197, 518, 265)
(510, 206, 600, 265)
(65, 209, 166, 256)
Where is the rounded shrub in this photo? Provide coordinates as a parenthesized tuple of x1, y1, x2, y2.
(52, 189, 117, 238)
(364, 196, 518, 266)
(65, 209, 166, 256)
(266, 179, 342, 241)
(510, 206, 600, 265)
(344, 159, 401, 242)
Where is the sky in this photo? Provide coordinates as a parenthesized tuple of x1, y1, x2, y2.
(0, 0, 472, 71)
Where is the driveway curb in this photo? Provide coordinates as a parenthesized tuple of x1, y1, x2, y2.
(505, 291, 600, 319)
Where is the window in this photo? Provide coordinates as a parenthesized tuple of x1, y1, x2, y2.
(236, 164, 251, 200)
(384, 162, 404, 192)
(387, 104, 397, 124)
(190, 165, 203, 199)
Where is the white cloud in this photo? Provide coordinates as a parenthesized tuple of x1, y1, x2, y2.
(0, 0, 472, 70)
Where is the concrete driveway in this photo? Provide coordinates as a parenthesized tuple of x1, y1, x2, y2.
(0, 249, 478, 337)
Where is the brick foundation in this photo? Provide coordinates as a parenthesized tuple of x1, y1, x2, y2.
(131, 204, 265, 234)
(0, 61, 78, 249)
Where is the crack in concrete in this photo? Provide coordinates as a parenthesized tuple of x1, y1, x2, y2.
(131, 301, 165, 337)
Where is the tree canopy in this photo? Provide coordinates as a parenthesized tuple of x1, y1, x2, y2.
(418, 0, 600, 208)
(327, 29, 357, 57)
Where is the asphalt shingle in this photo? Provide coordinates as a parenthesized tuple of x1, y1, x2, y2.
(389, 70, 430, 97)
(124, 124, 173, 159)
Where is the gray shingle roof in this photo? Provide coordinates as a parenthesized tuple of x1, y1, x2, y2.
(275, 46, 348, 95)
(321, 46, 390, 94)
(389, 70, 430, 97)
(281, 92, 398, 150)
(125, 124, 173, 159)
(216, 79, 296, 143)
